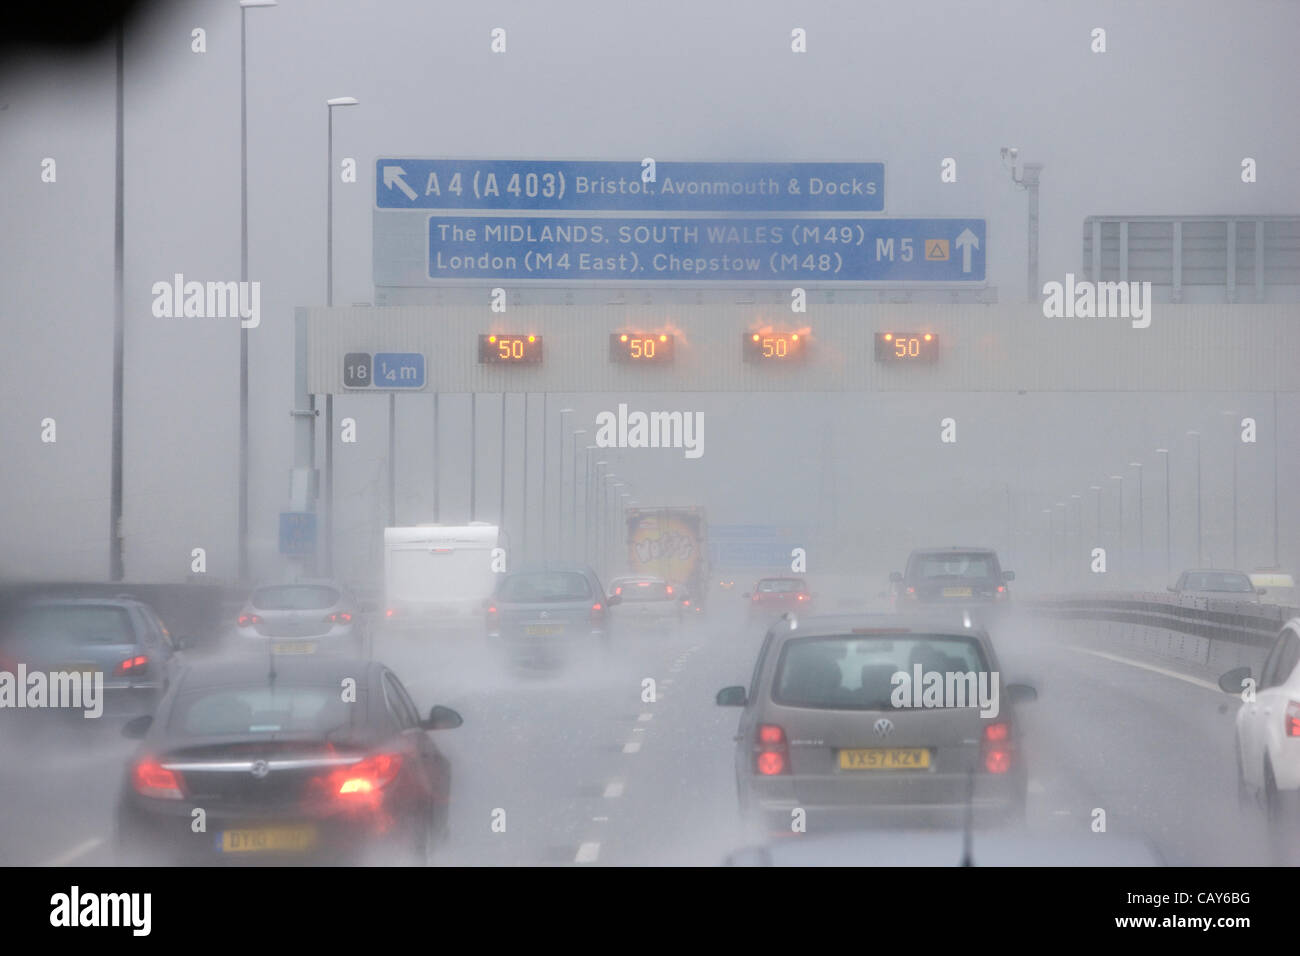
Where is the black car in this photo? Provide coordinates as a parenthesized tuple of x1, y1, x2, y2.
(115, 655, 461, 865)
(486, 566, 619, 667)
(891, 548, 1014, 612)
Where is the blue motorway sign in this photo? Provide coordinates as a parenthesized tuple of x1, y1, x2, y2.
(377, 160, 884, 212)
(279, 512, 317, 557)
(427, 217, 984, 282)
(342, 352, 426, 389)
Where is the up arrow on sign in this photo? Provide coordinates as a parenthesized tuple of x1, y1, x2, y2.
(383, 165, 418, 201)
(955, 228, 979, 274)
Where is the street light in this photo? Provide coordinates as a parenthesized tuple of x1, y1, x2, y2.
(1186, 431, 1202, 565)
(1089, 485, 1103, 541)
(1155, 450, 1171, 575)
(1221, 411, 1240, 568)
(1110, 475, 1125, 573)
(1129, 462, 1143, 579)
(323, 94, 357, 577)
(550, 407, 574, 559)
(239, 0, 277, 584)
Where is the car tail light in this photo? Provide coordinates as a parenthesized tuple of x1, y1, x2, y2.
(327, 611, 353, 624)
(982, 722, 1013, 774)
(682, 599, 691, 607)
(237, 614, 261, 627)
(591, 602, 605, 625)
(384, 607, 397, 618)
(1286, 700, 1300, 738)
(755, 724, 790, 775)
(114, 654, 149, 676)
(665, 585, 673, 596)
(333, 753, 403, 796)
(904, 586, 917, 600)
(751, 593, 761, 602)
(796, 593, 808, 602)
(614, 587, 623, 596)
(132, 758, 185, 800)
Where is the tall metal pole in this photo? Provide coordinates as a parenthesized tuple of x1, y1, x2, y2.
(522, 393, 529, 561)
(1273, 389, 1280, 567)
(1233, 432, 1239, 568)
(111, 23, 125, 582)
(570, 432, 585, 561)
(475, 392, 480, 520)
(1156, 450, 1170, 575)
(1130, 463, 1143, 578)
(1023, 163, 1043, 303)
(432, 392, 439, 522)
(540, 394, 547, 560)
(324, 103, 334, 574)
(387, 392, 396, 527)
(499, 393, 507, 536)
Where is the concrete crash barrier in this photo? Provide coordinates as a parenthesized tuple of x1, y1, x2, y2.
(1023, 592, 1298, 676)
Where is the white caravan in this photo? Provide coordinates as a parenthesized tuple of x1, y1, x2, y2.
(383, 523, 501, 631)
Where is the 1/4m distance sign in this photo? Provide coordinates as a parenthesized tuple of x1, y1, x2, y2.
(343, 352, 426, 389)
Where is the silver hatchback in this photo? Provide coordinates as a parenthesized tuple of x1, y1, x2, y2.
(233, 582, 365, 656)
(717, 613, 1037, 834)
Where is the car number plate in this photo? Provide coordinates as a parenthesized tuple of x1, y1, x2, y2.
(272, 641, 317, 655)
(219, 824, 317, 853)
(838, 748, 931, 770)
(942, 587, 973, 598)
(525, 623, 562, 637)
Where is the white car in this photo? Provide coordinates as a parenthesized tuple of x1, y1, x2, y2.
(1220, 619, 1300, 825)
(607, 576, 683, 633)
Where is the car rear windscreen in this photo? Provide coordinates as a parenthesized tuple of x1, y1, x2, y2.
(757, 579, 804, 593)
(617, 581, 670, 601)
(13, 605, 136, 645)
(772, 634, 991, 710)
(170, 685, 358, 736)
(910, 553, 998, 581)
(250, 586, 341, 610)
(1185, 572, 1254, 593)
(498, 572, 592, 602)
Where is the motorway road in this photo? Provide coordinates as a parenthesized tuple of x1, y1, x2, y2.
(1, 603, 1294, 866)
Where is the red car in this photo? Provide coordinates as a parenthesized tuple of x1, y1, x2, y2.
(745, 577, 813, 623)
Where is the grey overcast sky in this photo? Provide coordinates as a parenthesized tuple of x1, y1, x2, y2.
(1, 0, 1296, 584)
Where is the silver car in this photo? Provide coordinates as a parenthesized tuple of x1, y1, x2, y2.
(607, 576, 683, 633)
(233, 581, 366, 656)
(717, 613, 1037, 834)
(1168, 569, 1264, 604)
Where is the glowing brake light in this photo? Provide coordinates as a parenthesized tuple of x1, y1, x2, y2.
(796, 593, 808, 601)
(1286, 700, 1300, 737)
(114, 655, 149, 676)
(665, 585, 673, 596)
(334, 753, 403, 796)
(385, 608, 397, 618)
(132, 758, 184, 800)
(327, 611, 353, 624)
(982, 722, 1013, 773)
(237, 614, 261, 627)
(755, 724, 790, 775)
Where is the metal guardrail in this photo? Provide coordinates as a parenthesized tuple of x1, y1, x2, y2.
(1023, 592, 1298, 650)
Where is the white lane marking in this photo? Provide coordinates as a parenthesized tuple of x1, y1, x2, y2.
(592, 816, 609, 822)
(622, 741, 642, 754)
(638, 712, 653, 722)
(662, 678, 675, 685)
(45, 836, 104, 866)
(1051, 809, 1072, 816)
(575, 842, 601, 863)
(1065, 645, 1221, 692)
(603, 781, 625, 798)
(631, 727, 645, 733)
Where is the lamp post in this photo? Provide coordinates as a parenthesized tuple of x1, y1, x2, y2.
(1155, 449, 1171, 575)
(1090, 485, 1103, 542)
(557, 409, 574, 559)
(568, 429, 585, 561)
(1070, 494, 1082, 584)
(1221, 411, 1240, 568)
(1186, 431, 1202, 565)
(1129, 462, 1143, 579)
(323, 94, 357, 576)
(238, 0, 277, 583)
(1110, 475, 1125, 574)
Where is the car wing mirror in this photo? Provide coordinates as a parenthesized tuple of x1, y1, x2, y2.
(715, 686, 747, 707)
(889, 571, 903, 583)
(122, 714, 153, 739)
(1217, 667, 1251, 696)
(1002, 570, 1015, 582)
(1005, 682, 1038, 705)
(423, 705, 463, 730)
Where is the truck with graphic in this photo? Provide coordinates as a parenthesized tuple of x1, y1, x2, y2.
(624, 507, 710, 614)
